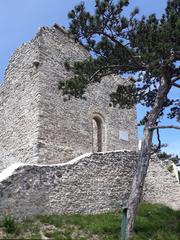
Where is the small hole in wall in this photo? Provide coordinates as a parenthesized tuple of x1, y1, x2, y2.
(25, 183, 31, 190)
(33, 60, 40, 68)
(56, 171, 62, 178)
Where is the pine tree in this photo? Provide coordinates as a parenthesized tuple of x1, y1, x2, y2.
(59, 0, 180, 238)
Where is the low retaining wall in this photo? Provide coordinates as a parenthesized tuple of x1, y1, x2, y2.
(0, 151, 138, 219)
(143, 156, 180, 210)
(0, 151, 179, 219)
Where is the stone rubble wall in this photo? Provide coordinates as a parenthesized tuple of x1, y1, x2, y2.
(0, 25, 138, 172)
(0, 151, 138, 219)
(143, 156, 180, 210)
(0, 36, 42, 173)
(36, 26, 138, 164)
(0, 151, 179, 220)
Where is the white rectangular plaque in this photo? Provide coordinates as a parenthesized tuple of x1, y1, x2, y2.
(119, 130, 128, 141)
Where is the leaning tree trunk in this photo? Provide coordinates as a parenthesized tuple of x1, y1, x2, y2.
(125, 75, 171, 239)
(125, 126, 153, 239)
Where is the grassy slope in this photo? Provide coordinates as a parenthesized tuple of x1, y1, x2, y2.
(0, 203, 179, 240)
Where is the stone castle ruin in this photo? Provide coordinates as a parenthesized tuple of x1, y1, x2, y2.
(0, 25, 179, 218)
(0, 24, 138, 171)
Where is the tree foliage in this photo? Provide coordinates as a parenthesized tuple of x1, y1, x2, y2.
(60, 1, 180, 238)
(60, 0, 180, 123)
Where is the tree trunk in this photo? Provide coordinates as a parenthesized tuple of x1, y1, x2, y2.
(125, 75, 171, 239)
(125, 127, 153, 239)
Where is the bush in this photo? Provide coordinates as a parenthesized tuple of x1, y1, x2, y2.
(2, 215, 17, 234)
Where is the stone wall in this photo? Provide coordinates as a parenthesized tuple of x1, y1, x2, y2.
(143, 156, 180, 210)
(0, 25, 138, 172)
(35, 25, 138, 164)
(0, 151, 138, 219)
(0, 36, 41, 172)
(0, 151, 179, 220)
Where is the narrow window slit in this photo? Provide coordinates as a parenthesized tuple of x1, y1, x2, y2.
(93, 116, 103, 152)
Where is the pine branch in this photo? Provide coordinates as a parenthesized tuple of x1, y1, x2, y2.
(149, 125, 180, 130)
(156, 125, 161, 150)
(163, 50, 180, 67)
(151, 123, 162, 154)
(174, 50, 180, 60)
(89, 69, 115, 82)
(82, 26, 147, 71)
(172, 82, 180, 88)
(164, 55, 176, 66)
(88, 64, 142, 82)
(100, 31, 147, 69)
(172, 75, 180, 83)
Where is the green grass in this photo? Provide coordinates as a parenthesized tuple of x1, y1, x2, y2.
(0, 203, 179, 239)
(133, 203, 180, 240)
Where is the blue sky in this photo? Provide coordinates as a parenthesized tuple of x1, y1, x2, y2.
(0, 0, 179, 156)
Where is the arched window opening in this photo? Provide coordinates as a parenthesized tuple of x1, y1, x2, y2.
(92, 116, 103, 152)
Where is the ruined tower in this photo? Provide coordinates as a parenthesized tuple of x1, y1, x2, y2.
(0, 25, 138, 172)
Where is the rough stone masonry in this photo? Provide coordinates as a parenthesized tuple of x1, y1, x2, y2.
(0, 25, 179, 219)
(0, 25, 138, 172)
(0, 151, 179, 219)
